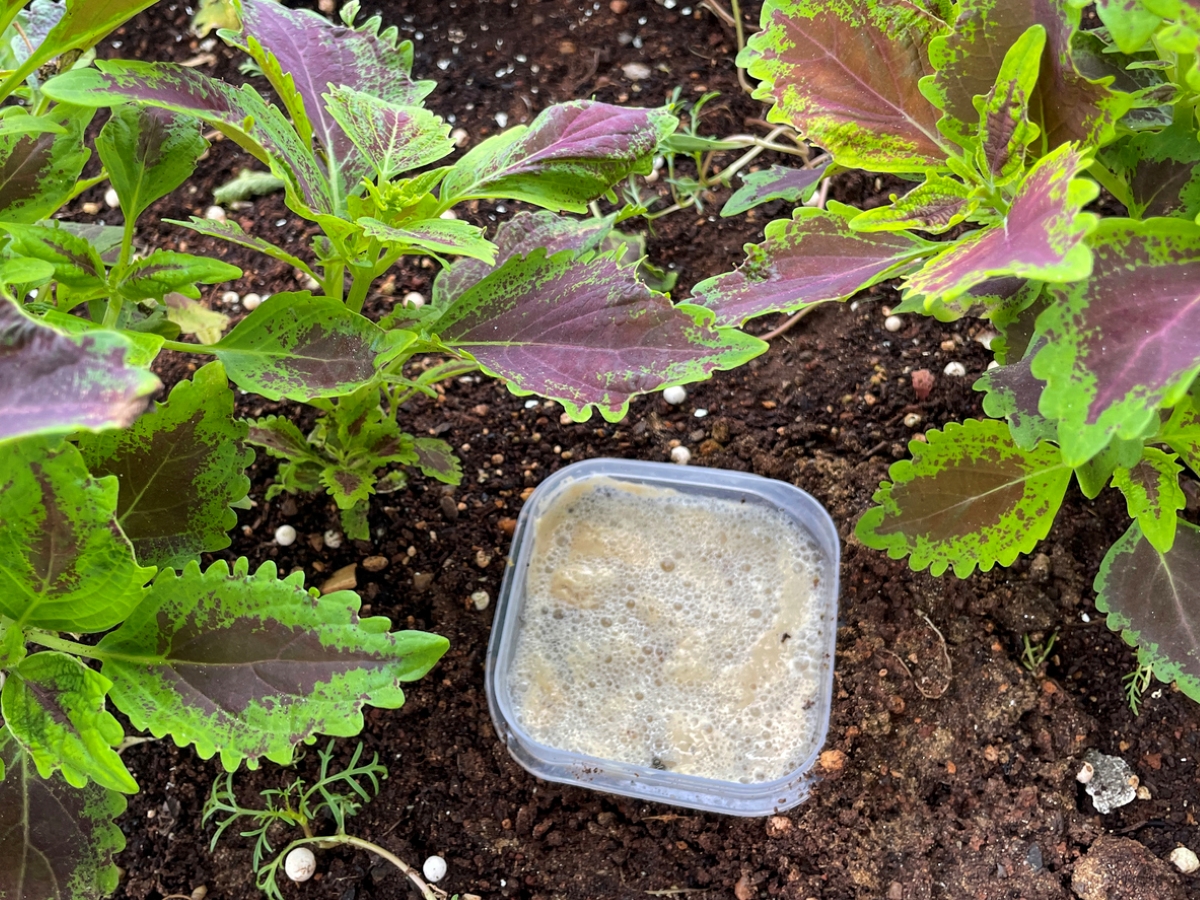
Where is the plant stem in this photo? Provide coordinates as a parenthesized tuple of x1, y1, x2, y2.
(316, 835, 443, 900)
(346, 262, 375, 314)
(68, 172, 110, 202)
(1087, 160, 1133, 213)
(729, 0, 753, 95)
(161, 338, 217, 354)
(26, 631, 111, 661)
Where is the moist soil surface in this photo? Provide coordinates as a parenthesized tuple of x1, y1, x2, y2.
(79, 2, 1200, 899)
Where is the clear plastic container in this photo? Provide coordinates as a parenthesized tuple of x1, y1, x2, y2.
(485, 458, 840, 816)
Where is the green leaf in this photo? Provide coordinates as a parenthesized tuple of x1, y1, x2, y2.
(1096, 0, 1163, 53)
(115, 250, 241, 302)
(0, 221, 106, 289)
(974, 24, 1044, 185)
(1161, 386, 1200, 475)
(97, 105, 207, 226)
(0, 300, 160, 441)
(1, 652, 137, 793)
(902, 143, 1097, 306)
(98, 557, 450, 770)
(77, 361, 253, 570)
(855, 418, 1072, 577)
(38, 308, 163, 367)
(720, 163, 829, 217)
(1032, 217, 1200, 465)
(246, 415, 319, 462)
(413, 437, 461, 485)
(163, 292, 230, 345)
(439, 101, 676, 212)
(1112, 447, 1186, 553)
(850, 172, 975, 234)
(0, 104, 94, 224)
(321, 467, 374, 509)
(212, 167, 285, 204)
(739, 0, 949, 172)
(0, 436, 154, 632)
(1094, 519, 1200, 705)
(164, 215, 319, 280)
(358, 216, 497, 263)
(1075, 434, 1145, 499)
(0, 735, 127, 900)
(211, 292, 412, 401)
(324, 86, 454, 181)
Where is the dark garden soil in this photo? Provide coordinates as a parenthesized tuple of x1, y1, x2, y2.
(71, 2, 1200, 899)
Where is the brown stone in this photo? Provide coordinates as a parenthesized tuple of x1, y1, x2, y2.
(362, 555, 388, 572)
(320, 563, 357, 595)
(1072, 835, 1185, 900)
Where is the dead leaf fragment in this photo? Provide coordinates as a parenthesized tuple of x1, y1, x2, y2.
(320, 563, 357, 595)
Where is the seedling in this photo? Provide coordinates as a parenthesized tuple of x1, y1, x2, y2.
(205, 740, 448, 900)
(1020, 632, 1057, 674)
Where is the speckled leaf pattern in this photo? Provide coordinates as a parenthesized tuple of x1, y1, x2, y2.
(902, 143, 1097, 304)
(0, 735, 127, 900)
(855, 418, 1072, 577)
(0, 104, 92, 224)
(1, 652, 137, 793)
(1161, 387, 1200, 475)
(42, 62, 333, 215)
(0, 436, 154, 632)
(114, 250, 241, 302)
(413, 437, 462, 485)
(211, 293, 412, 401)
(37, 309, 164, 367)
(1096, 0, 1163, 52)
(720, 163, 829, 217)
(439, 101, 676, 212)
(974, 24, 1044, 184)
(235, 0, 433, 197)
(324, 86, 453, 181)
(739, 0, 948, 172)
(97, 557, 449, 770)
(1074, 435, 1144, 500)
(163, 216, 318, 279)
(692, 208, 935, 326)
(320, 467, 373, 509)
(1102, 120, 1200, 219)
(1094, 520, 1200, 705)
(0, 300, 159, 442)
(96, 105, 206, 225)
(433, 248, 765, 422)
(926, 0, 1129, 150)
(1112, 447, 1186, 553)
(0, 222, 106, 289)
(432, 211, 615, 309)
(358, 216, 496, 263)
(901, 273, 1041, 322)
(77, 362, 252, 570)
(246, 415, 319, 461)
(849, 172, 974, 233)
(1031, 217, 1200, 466)
(976, 335, 1056, 449)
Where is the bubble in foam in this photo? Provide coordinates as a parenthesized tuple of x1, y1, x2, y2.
(507, 476, 831, 783)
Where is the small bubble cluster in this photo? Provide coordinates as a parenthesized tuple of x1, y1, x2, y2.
(507, 479, 832, 784)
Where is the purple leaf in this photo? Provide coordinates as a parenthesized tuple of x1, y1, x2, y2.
(720, 163, 829, 217)
(902, 143, 1097, 305)
(0, 300, 160, 442)
(927, 0, 1131, 149)
(739, 0, 948, 172)
(1032, 217, 1200, 465)
(323, 85, 453, 182)
(1103, 120, 1200, 219)
(439, 101, 676, 212)
(234, 0, 433, 194)
(413, 438, 462, 485)
(691, 208, 935, 327)
(432, 248, 766, 422)
(1094, 520, 1200, 705)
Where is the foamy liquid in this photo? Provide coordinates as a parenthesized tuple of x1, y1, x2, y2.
(506, 477, 831, 784)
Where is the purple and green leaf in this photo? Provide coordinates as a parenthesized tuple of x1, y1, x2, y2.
(973, 24, 1044, 185)
(720, 163, 829, 217)
(246, 415, 320, 462)
(1031, 217, 1200, 465)
(0, 103, 93, 224)
(1, 652, 137, 793)
(324, 86, 453, 181)
(413, 437, 462, 485)
(358, 216, 496, 264)
(439, 101, 676, 213)
(0, 734, 126, 900)
(1101, 119, 1200, 219)
(1112, 447, 1186, 553)
(163, 216, 319, 281)
(97, 557, 449, 770)
(692, 206, 935, 327)
(1094, 519, 1200, 705)
(740, 0, 949, 172)
(114, 250, 241, 302)
(77, 361, 253, 570)
(1160, 386, 1200, 475)
(96, 105, 207, 227)
(0, 300, 159, 442)
(211, 292, 413, 401)
(1096, 0, 1163, 53)
(902, 143, 1097, 305)
(849, 172, 975, 234)
(1074, 435, 1145, 499)
(432, 247, 765, 423)
(855, 417, 1072, 577)
(0, 221, 105, 289)
(0, 436, 154, 632)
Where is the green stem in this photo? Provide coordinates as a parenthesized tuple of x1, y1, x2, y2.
(317, 835, 440, 900)
(346, 263, 375, 314)
(161, 338, 218, 354)
(1087, 160, 1133, 214)
(324, 260, 346, 303)
(67, 172, 109, 203)
(102, 296, 123, 329)
(26, 631, 111, 662)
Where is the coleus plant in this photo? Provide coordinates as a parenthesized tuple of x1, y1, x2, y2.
(38, 0, 763, 531)
(685, 0, 1200, 704)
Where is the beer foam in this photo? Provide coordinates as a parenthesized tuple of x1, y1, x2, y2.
(506, 477, 832, 784)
